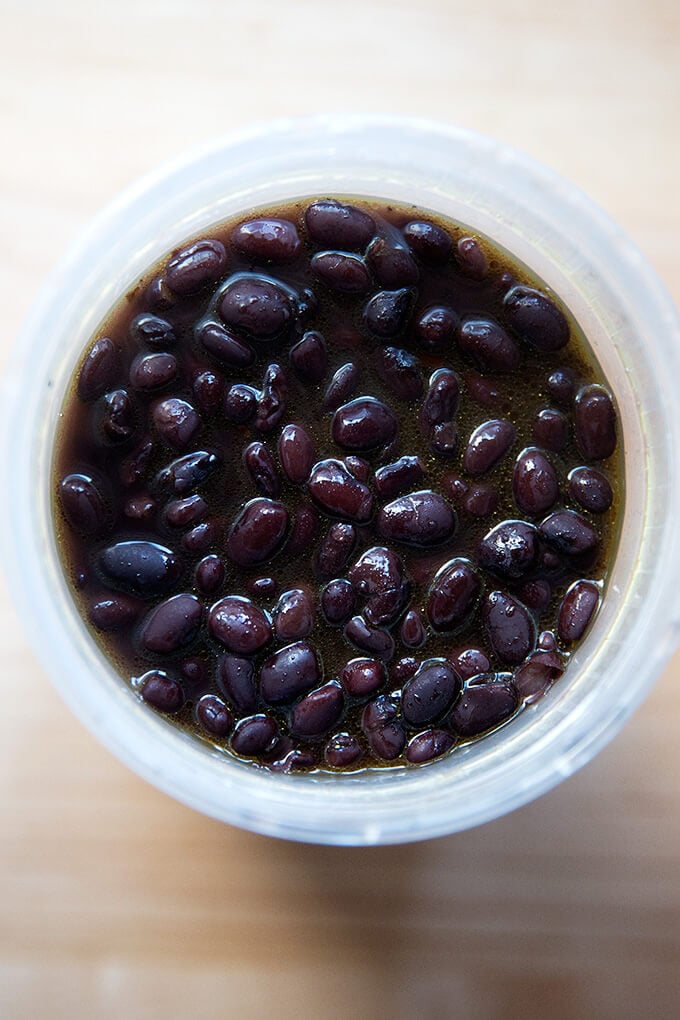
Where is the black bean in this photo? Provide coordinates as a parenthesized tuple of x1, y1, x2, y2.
(364, 288, 414, 338)
(226, 497, 288, 567)
(463, 419, 516, 475)
(539, 509, 599, 557)
(399, 609, 427, 649)
(165, 493, 207, 527)
(322, 362, 360, 411)
(377, 490, 456, 546)
(119, 435, 155, 487)
(557, 579, 600, 642)
(140, 593, 202, 653)
(101, 389, 135, 441)
(59, 474, 107, 535)
(514, 650, 563, 704)
(193, 369, 224, 413)
(516, 578, 552, 612)
(278, 424, 315, 485)
(260, 641, 322, 705)
(129, 312, 176, 348)
(344, 616, 395, 660)
(286, 504, 320, 556)
(231, 715, 278, 757)
(124, 494, 156, 521)
(574, 385, 617, 460)
(307, 459, 374, 523)
(391, 657, 419, 684)
(166, 238, 227, 295)
(196, 321, 255, 368)
(415, 306, 459, 351)
(456, 237, 488, 280)
(77, 337, 120, 402)
(180, 657, 207, 691)
(321, 579, 356, 626)
(315, 522, 357, 581)
(406, 729, 455, 764)
(182, 520, 218, 553)
(224, 383, 258, 423)
(289, 330, 328, 383)
(341, 658, 387, 697)
(503, 285, 570, 351)
(465, 372, 509, 412)
(427, 558, 482, 631)
(195, 694, 233, 738)
(195, 554, 225, 594)
(451, 679, 518, 736)
(270, 748, 319, 772)
(374, 456, 426, 499)
(312, 251, 372, 293)
(479, 520, 539, 580)
(458, 318, 520, 373)
(217, 654, 257, 713)
(349, 545, 404, 594)
(421, 368, 460, 428)
(157, 450, 219, 494)
(430, 422, 458, 458)
(378, 347, 424, 401)
(332, 396, 398, 451)
(290, 681, 344, 738)
(243, 441, 282, 498)
(139, 671, 184, 713)
(483, 591, 536, 664)
(247, 576, 278, 597)
(344, 456, 370, 482)
(89, 594, 142, 631)
(451, 647, 490, 680)
(512, 448, 559, 516)
(325, 732, 363, 768)
(255, 363, 287, 433)
(152, 397, 201, 451)
(274, 588, 315, 641)
(366, 236, 419, 287)
(99, 541, 181, 597)
(402, 661, 460, 726)
(463, 483, 499, 518)
(219, 274, 292, 339)
(361, 694, 398, 731)
(538, 630, 558, 651)
(403, 221, 453, 263)
(146, 276, 176, 312)
(207, 595, 272, 654)
(364, 582, 411, 627)
(568, 466, 613, 513)
(305, 200, 376, 250)
(533, 408, 569, 452)
(367, 722, 406, 761)
(232, 218, 301, 262)
(547, 367, 577, 407)
(129, 352, 177, 391)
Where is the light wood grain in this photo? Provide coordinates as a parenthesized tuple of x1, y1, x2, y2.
(2, 2, 680, 1018)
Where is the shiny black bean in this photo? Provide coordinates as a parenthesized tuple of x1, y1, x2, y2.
(325, 732, 363, 768)
(217, 654, 258, 713)
(260, 641, 321, 705)
(483, 591, 536, 664)
(129, 312, 176, 348)
(157, 450, 218, 494)
(377, 490, 456, 546)
(463, 483, 499, 518)
(289, 330, 328, 383)
(232, 218, 301, 262)
(89, 593, 142, 631)
(463, 419, 515, 475)
(315, 522, 357, 581)
(124, 494, 156, 521)
(344, 616, 395, 660)
(192, 369, 223, 413)
(226, 498, 288, 567)
(129, 352, 177, 391)
(182, 520, 218, 553)
(503, 285, 570, 351)
(367, 722, 406, 761)
(99, 541, 181, 597)
(451, 647, 490, 681)
(286, 504, 320, 556)
(364, 582, 411, 627)
(415, 306, 459, 351)
(514, 650, 563, 704)
(378, 346, 424, 401)
(349, 546, 404, 594)
(391, 656, 419, 684)
(399, 609, 427, 649)
(119, 435, 154, 487)
(152, 397, 201, 451)
(465, 372, 509, 411)
(231, 715, 278, 757)
(430, 422, 458, 458)
(341, 658, 387, 698)
(538, 630, 558, 651)
(451, 679, 518, 736)
(322, 362, 360, 411)
(364, 288, 414, 338)
(255, 363, 287, 433)
(195, 554, 225, 594)
(290, 681, 344, 738)
(406, 729, 455, 764)
(402, 660, 460, 727)
(196, 321, 254, 368)
(479, 520, 539, 579)
(458, 318, 520, 373)
(278, 424, 315, 485)
(557, 580, 600, 642)
(165, 493, 207, 527)
(512, 448, 559, 516)
(146, 276, 175, 312)
(568, 466, 613, 513)
(421, 368, 460, 428)
(59, 474, 107, 535)
(516, 578, 552, 612)
(219, 275, 292, 339)
(456, 237, 488, 279)
(547, 367, 577, 407)
(139, 671, 184, 713)
(101, 389, 135, 441)
(539, 509, 599, 557)
(244, 441, 281, 498)
(207, 595, 272, 654)
(332, 396, 398, 451)
(247, 576, 278, 597)
(374, 456, 426, 499)
(312, 251, 372, 293)
(403, 221, 453, 263)
(274, 588, 315, 641)
(533, 408, 569, 452)
(166, 238, 227, 295)
(366, 236, 419, 287)
(320, 578, 355, 626)
(344, 456, 370, 482)
(224, 383, 258, 423)
(78, 337, 120, 402)
(195, 694, 233, 738)
(305, 200, 376, 251)
(140, 593, 202, 653)
(361, 694, 398, 729)
(574, 385, 617, 460)
(427, 558, 482, 631)
(270, 748, 319, 773)
(307, 459, 373, 523)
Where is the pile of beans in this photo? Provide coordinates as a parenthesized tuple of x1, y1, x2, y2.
(54, 196, 621, 772)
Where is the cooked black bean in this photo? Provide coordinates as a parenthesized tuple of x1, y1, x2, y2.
(290, 682, 344, 738)
(152, 397, 201, 451)
(305, 199, 376, 250)
(361, 694, 398, 729)
(533, 408, 569, 452)
(456, 236, 488, 279)
(195, 554, 225, 594)
(538, 630, 558, 651)
(207, 595, 272, 654)
(364, 582, 411, 627)
(463, 419, 515, 475)
(312, 251, 372, 293)
(374, 456, 426, 499)
(427, 558, 482, 631)
(512, 448, 559, 516)
(157, 450, 218, 494)
(321, 578, 356, 626)
(421, 368, 460, 428)
(217, 654, 257, 713)
(516, 578, 552, 612)
(465, 371, 509, 411)
(399, 609, 427, 649)
(244, 441, 281, 498)
(166, 494, 207, 527)
(378, 346, 424, 401)
(100, 389, 135, 442)
(219, 274, 292, 339)
(364, 288, 414, 338)
(391, 657, 419, 684)
(307, 459, 373, 523)
(255, 363, 287, 433)
(483, 591, 536, 664)
(289, 329, 328, 383)
(166, 238, 227, 295)
(274, 588, 314, 641)
(344, 455, 370, 482)
(139, 671, 185, 713)
(430, 422, 458, 458)
(367, 722, 406, 760)
(226, 498, 288, 566)
(366, 236, 419, 287)
(568, 466, 613, 513)
(315, 522, 357, 581)
(59, 474, 107, 535)
(260, 641, 321, 705)
(325, 732, 363, 768)
(463, 483, 499, 518)
(332, 396, 398, 451)
(349, 545, 404, 594)
(231, 715, 278, 756)
(247, 576, 278, 597)
(146, 276, 175, 311)
(503, 285, 570, 351)
(130, 312, 176, 348)
(196, 321, 254, 368)
(539, 509, 599, 557)
(402, 661, 461, 726)
(451, 679, 518, 736)
(89, 594, 142, 631)
(415, 306, 459, 350)
(344, 616, 395, 660)
(322, 362, 360, 411)
(182, 520, 218, 553)
(278, 424, 315, 485)
(406, 729, 456, 764)
(377, 490, 456, 546)
(458, 318, 520, 373)
(403, 220, 453, 263)
(232, 218, 301, 262)
(451, 647, 490, 680)
(557, 580, 600, 642)
(124, 494, 156, 521)
(129, 352, 177, 391)
(341, 658, 387, 698)
(77, 336, 120, 404)
(224, 383, 258, 423)
(286, 504, 320, 556)
(192, 369, 223, 413)
(140, 593, 202, 653)
(574, 385, 617, 460)
(514, 650, 563, 704)
(547, 367, 577, 407)
(99, 540, 181, 597)
(195, 694, 234, 737)
(119, 435, 155, 487)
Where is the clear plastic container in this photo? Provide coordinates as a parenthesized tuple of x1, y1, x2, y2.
(3, 115, 680, 846)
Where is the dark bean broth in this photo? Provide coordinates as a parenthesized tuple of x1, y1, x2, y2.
(53, 196, 623, 773)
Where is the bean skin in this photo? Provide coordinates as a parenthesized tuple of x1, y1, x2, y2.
(226, 498, 289, 566)
(503, 285, 570, 351)
(194, 554, 225, 594)
(289, 330, 328, 383)
(305, 199, 376, 251)
(232, 218, 301, 262)
(89, 594, 142, 631)
(217, 654, 258, 713)
(312, 251, 372, 294)
(321, 579, 356, 626)
(458, 318, 520, 373)
(195, 694, 234, 738)
(139, 671, 185, 713)
(364, 289, 414, 338)
(402, 660, 461, 727)
(557, 580, 600, 642)
(430, 422, 458, 458)
(403, 221, 453, 263)
(260, 641, 322, 705)
(366, 236, 419, 287)
(450, 647, 490, 681)
(153, 397, 201, 451)
(332, 397, 398, 451)
(231, 715, 279, 757)
(99, 541, 181, 597)
(406, 729, 455, 764)
(568, 466, 613, 513)
(325, 732, 363, 768)
(140, 593, 202, 653)
(483, 591, 536, 664)
(220, 275, 293, 339)
(315, 522, 357, 581)
(244, 441, 282, 498)
(157, 450, 219, 494)
(345, 456, 370, 482)
(196, 321, 254, 368)
(547, 367, 577, 407)
(255, 363, 287, 433)
(278, 424, 315, 485)
(574, 385, 617, 460)
(166, 238, 227, 295)
(539, 509, 599, 557)
(367, 722, 406, 761)
(101, 389, 135, 442)
(377, 490, 456, 547)
(274, 588, 315, 641)
(378, 346, 424, 401)
(77, 337, 120, 402)
(322, 362, 360, 411)
(427, 558, 482, 631)
(129, 312, 176, 348)
(364, 582, 411, 627)
(421, 368, 460, 428)
(415, 306, 459, 351)
(374, 456, 426, 499)
(119, 435, 155, 487)
(207, 596, 272, 654)
(512, 448, 559, 516)
(59, 474, 107, 535)
(533, 408, 569, 453)
(129, 352, 177, 391)
(344, 616, 395, 660)
(341, 658, 387, 698)
(463, 419, 516, 475)
(450, 679, 518, 736)
(307, 459, 374, 523)
(192, 367, 223, 413)
(514, 650, 563, 704)
(179, 518, 216, 553)
(456, 237, 488, 280)
(400, 609, 427, 649)
(224, 383, 258, 424)
(290, 682, 345, 738)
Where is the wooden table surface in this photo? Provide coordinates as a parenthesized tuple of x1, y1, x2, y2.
(2, 2, 680, 1017)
